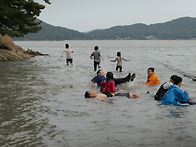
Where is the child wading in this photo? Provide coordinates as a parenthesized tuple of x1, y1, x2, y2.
(61, 44, 73, 66)
(90, 46, 104, 71)
(111, 52, 130, 72)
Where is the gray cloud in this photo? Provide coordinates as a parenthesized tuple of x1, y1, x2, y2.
(38, 0, 196, 32)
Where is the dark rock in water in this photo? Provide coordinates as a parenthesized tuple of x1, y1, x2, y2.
(25, 49, 49, 57)
(0, 34, 48, 62)
(183, 73, 196, 82)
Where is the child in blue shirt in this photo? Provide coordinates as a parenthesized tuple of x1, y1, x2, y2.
(160, 76, 189, 106)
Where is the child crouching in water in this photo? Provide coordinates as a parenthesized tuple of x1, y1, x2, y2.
(141, 67, 160, 85)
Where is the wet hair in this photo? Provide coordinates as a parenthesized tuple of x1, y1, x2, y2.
(94, 46, 99, 50)
(97, 70, 102, 76)
(117, 52, 121, 56)
(84, 91, 90, 98)
(106, 71, 113, 82)
(65, 44, 69, 48)
(117, 52, 122, 61)
(170, 75, 178, 80)
(173, 76, 182, 85)
(148, 67, 155, 72)
(170, 75, 178, 82)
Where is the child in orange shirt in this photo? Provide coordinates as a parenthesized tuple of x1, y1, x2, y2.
(141, 67, 160, 85)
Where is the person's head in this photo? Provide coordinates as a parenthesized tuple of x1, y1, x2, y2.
(147, 67, 155, 75)
(94, 46, 99, 51)
(170, 75, 178, 84)
(106, 71, 114, 81)
(117, 52, 121, 57)
(173, 76, 183, 87)
(84, 90, 97, 98)
(97, 70, 104, 76)
(65, 44, 69, 48)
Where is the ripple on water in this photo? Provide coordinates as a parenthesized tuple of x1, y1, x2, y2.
(1, 40, 196, 147)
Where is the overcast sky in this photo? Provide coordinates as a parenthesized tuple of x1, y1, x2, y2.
(36, 0, 196, 32)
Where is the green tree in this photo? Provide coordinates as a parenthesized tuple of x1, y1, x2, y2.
(0, 0, 49, 37)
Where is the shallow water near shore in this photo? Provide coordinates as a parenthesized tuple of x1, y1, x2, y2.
(0, 40, 196, 147)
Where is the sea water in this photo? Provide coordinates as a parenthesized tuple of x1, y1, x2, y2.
(0, 40, 196, 147)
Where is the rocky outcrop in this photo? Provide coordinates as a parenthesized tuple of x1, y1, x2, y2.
(25, 49, 49, 57)
(0, 34, 48, 61)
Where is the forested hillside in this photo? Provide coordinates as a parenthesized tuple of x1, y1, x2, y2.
(13, 17, 196, 40)
(13, 20, 91, 40)
(88, 17, 196, 40)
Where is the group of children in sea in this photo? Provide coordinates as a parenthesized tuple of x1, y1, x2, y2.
(61, 44, 195, 106)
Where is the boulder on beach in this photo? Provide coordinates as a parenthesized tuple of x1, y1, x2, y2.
(0, 34, 48, 62)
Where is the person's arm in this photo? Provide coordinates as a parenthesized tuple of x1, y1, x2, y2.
(145, 76, 160, 85)
(96, 93, 108, 98)
(129, 92, 141, 98)
(118, 89, 125, 92)
(89, 76, 98, 86)
(111, 81, 117, 93)
(100, 54, 104, 61)
(140, 81, 146, 84)
(111, 58, 117, 62)
(88, 81, 93, 86)
(61, 50, 65, 57)
(122, 57, 130, 61)
(176, 89, 189, 102)
(145, 80, 155, 85)
(90, 52, 93, 59)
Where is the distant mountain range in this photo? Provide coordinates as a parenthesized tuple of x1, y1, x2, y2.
(13, 17, 196, 40)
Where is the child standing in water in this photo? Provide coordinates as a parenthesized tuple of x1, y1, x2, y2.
(61, 44, 73, 66)
(111, 52, 130, 72)
(90, 46, 104, 71)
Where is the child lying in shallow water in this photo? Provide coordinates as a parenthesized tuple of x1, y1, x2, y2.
(84, 90, 140, 98)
